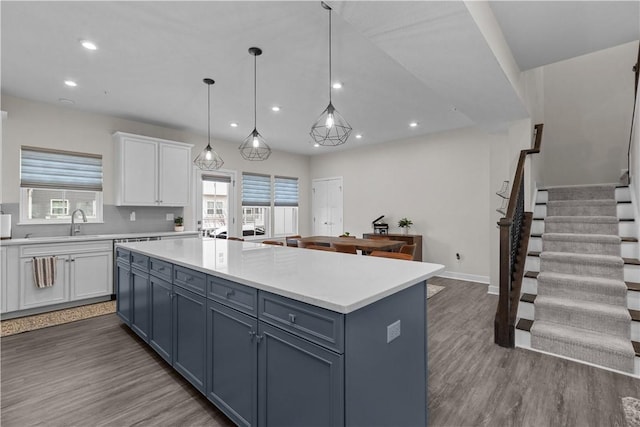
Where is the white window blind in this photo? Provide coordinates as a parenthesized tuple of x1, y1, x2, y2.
(203, 174, 231, 184)
(21, 146, 103, 191)
(242, 173, 271, 206)
(274, 176, 299, 207)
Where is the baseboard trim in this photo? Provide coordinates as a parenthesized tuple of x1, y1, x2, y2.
(438, 271, 490, 285)
(488, 285, 499, 295)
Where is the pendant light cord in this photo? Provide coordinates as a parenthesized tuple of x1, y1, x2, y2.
(254, 53, 257, 129)
(328, 8, 332, 103)
(207, 83, 211, 147)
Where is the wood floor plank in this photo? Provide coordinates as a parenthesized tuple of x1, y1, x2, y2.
(2, 277, 638, 427)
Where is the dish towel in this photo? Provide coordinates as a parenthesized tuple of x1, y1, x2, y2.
(32, 256, 57, 288)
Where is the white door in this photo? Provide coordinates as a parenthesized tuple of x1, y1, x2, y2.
(72, 251, 113, 299)
(195, 170, 236, 238)
(312, 178, 343, 236)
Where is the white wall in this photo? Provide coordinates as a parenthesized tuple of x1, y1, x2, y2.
(0, 95, 312, 235)
(310, 126, 495, 281)
(541, 41, 638, 186)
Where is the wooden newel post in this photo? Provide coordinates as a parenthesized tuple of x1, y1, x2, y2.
(495, 217, 514, 347)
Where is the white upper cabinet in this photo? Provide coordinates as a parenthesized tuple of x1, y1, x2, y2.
(114, 132, 193, 206)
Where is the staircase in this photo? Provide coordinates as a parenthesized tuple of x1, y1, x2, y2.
(515, 184, 640, 376)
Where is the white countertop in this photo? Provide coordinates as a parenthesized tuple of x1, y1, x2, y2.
(117, 238, 445, 314)
(0, 231, 199, 246)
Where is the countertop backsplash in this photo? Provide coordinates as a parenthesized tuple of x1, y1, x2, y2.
(1, 204, 184, 239)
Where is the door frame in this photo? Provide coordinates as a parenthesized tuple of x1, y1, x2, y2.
(191, 167, 237, 237)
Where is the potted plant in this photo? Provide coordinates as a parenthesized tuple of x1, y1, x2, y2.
(174, 216, 184, 232)
(398, 217, 413, 235)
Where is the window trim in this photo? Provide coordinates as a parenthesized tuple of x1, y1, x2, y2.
(19, 188, 104, 224)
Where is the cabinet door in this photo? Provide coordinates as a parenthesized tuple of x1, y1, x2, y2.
(116, 260, 132, 325)
(131, 267, 150, 342)
(173, 285, 206, 392)
(1, 247, 6, 313)
(207, 301, 257, 427)
(20, 256, 69, 309)
(158, 142, 190, 206)
(258, 322, 344, 427)
(150, 275, 173, 364)
(71, 251, 113, 300)
(120, 137, 158, 206)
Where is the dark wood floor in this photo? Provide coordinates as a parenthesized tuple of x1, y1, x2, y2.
(2, 277, 638, 426)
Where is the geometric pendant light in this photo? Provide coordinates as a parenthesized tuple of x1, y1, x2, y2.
(239, 47, 272, 161)
(310, 1, 352, 146)
(193, 78, 224, 170)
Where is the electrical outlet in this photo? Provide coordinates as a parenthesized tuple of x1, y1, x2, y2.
(130, 211, 136, 221)
(166, 213, 174, 221)
(387, 320, 401, 343)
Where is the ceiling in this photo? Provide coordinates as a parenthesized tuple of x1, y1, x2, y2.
(2, 1, 639, 156)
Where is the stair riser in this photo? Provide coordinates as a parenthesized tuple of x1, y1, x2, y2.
(632, 322, 640, 341)
(537, 282, 627, 306)
(518, 301, 535, 320)
(536, 187, 631, 204)
(630, 291, 640, 311)
(625, 265, 640, 282)
(533, 203, 634, 219)
(547, 187, 615, 202)
(519, 286, 639, 311)
(530, 220, 636, 238)
(531, 334, 635, 373)
(547, 205, 617, 217)
(545, 221, 619, 235)
(529, 236, 635, 258)
(540, 258, 624, 280)
(535, 304, 630, 337)
(542, 239, 620, 256)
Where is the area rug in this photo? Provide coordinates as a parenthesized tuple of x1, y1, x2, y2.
(427, 284, 445, 299)
(623, 397, 640, 427)
(0, 301, 116, 337)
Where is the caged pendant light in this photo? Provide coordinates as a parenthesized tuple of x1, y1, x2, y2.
(239, 47, 272, 161)
(310, 1, 352, 147)
(193, 78, 224, 171)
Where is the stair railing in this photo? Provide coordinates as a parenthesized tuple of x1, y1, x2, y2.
(494, 123, 543, 348)
(627, 43, 640, 181)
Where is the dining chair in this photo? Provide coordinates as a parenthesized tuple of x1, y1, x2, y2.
(262, 240, 284, 246)
(285, 235, 302, 247)
(399, 244, 416, 260)
(306, 245, 337, 252)
(369, 251, 413, 261)
(331, 242, 357, 254)
(227, 236, 245, 241)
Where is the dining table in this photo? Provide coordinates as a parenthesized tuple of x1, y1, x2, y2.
(296, 236, 406, 252)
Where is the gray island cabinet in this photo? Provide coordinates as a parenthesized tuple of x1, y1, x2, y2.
(115, 239, 444, 427)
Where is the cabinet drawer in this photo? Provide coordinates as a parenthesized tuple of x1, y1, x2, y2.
(258, 292, 344, 353)
(174, 266, 206, 296)
(131, 253, 149, 271)
(116, 248, 130, 263)
(149, 258, 172, 282)
(207, 276, 257, 316)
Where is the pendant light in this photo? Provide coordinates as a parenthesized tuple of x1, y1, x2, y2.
(239, 47, 271, 161)
(310, 1, 352, 147)
(194, 78, 224, 170)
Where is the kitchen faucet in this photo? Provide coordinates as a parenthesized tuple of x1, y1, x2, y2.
(70, 209, 87, 236)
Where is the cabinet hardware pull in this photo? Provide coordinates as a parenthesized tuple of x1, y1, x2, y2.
(158, 267, 165, 271)
(288, 313, 296, 323)
(248, 330, 256, 341)
(226, 290, 235, 298)
(186, 276, 193, 282)
(256, 334, 264, 343)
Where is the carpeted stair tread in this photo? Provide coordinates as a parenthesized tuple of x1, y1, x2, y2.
(545, 216, 619, 224)
(525, 270, 640, 292)
(531, 320, 635, 372)
(534, 295, 631, 337)
(537, 272, 627, 305)
(547, 199, 617, 217)
(542, 233, 621, 256)
(546, 185, 615, 201)
(544, 216, 619, 235)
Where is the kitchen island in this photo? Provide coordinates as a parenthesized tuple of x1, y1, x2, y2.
(115, 238, 444, 427)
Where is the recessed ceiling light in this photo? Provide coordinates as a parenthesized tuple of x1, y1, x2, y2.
(409, 122, 418, 128)
(58, 98, 75, 105)
(271, 106, 280, 112)
(355, 134, 362, 139)
(64, 80, 77, 87)
(230, 122, 239, 128)
(332, 82, 342, 89)
(314, 143, 320, 148)
(81, 40, 97, 50)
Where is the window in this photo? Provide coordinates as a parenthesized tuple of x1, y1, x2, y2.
(274, 176, 299, 236)
(20, 147, 103, 223)
(242, 173, 271, 238)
